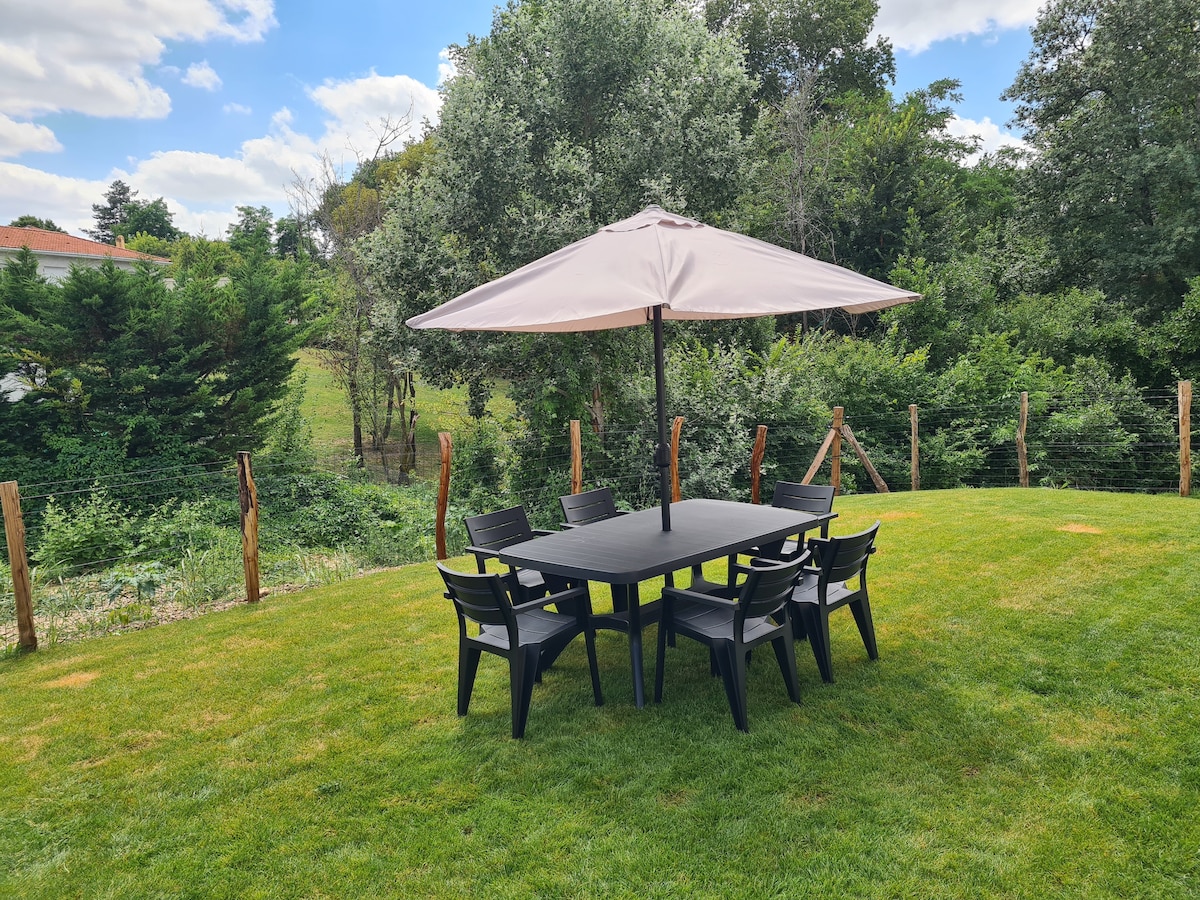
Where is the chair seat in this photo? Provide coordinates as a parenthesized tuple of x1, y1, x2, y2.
(790, 577, 854, 609)
(476, 608, 579, 651)
(516, 568, 547, 593)
(670, 599, 785, 645)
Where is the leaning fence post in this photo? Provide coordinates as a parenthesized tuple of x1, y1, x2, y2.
(1017, 391, 1030, 488)
(830, 406, 844, 496)
(750, 425, 768, 504)
(570, 420, 583, 495)
(1181, 380, 1192, 498)
(1, 481, 36, 651)
(670, 416, 684, 502)
(237, 452, 260, 602)
(436, 432, 452, 560)
(910, 404, 920, 491)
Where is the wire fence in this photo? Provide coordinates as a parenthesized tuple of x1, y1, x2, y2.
(2, 384, 1194, 652)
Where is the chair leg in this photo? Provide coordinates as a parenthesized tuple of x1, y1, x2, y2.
(849, 598, 878, 660)
(790, 609, 808, 642)
(510, 644, 539, 739)
(654, 602, 670, 703)
(709, 647, 720, 677)
(801, 606, 834, 683)
(731, 645, 750, 732)
(771, 633, 802, 704)
(585, 624, 604, 707)
(458, 645, 482, 716)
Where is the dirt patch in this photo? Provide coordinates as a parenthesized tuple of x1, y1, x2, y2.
(1058, 523, 1103, 534)
(44, 671, 101, 689)
(878, 510, 922, 521)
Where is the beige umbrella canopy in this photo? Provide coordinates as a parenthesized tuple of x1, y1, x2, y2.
(408, 206, 920, 529)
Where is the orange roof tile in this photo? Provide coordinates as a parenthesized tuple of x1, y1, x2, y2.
(0, 226, 169, 263)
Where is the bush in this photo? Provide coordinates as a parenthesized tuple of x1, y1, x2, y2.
(33, 489, 138, 574)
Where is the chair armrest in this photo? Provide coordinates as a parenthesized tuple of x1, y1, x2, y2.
(465, 544, 500, 559)
(512, 585, 588, 613)
(663, 586, 738, 609)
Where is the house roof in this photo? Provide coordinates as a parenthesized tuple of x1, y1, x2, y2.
(0, 226, 169, 263)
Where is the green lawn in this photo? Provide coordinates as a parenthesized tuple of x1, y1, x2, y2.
(2, 488, 1198, 898)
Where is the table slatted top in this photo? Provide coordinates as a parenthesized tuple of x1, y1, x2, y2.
(499, 499, 826, 583)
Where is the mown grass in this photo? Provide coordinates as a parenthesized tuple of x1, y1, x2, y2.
(2, 488, 1198, 898)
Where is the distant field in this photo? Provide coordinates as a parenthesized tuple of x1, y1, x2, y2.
(293, 349, 516, 476)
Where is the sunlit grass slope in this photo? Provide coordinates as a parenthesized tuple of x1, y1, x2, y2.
(2, 488, 1198, 898)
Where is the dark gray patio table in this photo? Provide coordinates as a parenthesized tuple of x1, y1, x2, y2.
(498, 498, 828, 708)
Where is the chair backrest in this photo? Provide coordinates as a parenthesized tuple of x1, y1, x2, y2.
(464, 505, 535, 554)
(810, 521, 880, 584)
(560, 487, 621, 526)
(737, 555, 807, 622)
(437, 563, 515, 630)
(771, 481, 836, 516)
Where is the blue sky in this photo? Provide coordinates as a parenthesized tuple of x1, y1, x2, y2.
(0, 1, 1043, 238)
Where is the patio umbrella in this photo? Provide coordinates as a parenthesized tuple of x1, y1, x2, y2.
(407, 206, 920, 530)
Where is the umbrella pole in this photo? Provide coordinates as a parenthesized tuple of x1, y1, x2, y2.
(653, 306, 672, 531)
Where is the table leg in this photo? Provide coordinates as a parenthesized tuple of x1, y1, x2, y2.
(616, 582, 645, 709)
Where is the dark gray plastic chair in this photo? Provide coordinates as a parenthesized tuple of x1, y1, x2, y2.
(690, 481, 837, 595)
(438, 563, 603, 739)
(655, 555, 806, 732)
(559, 487, 628, 528)
(464, 505, 555, 603)
(789, 521, 880, 682)
(766, 481, 837, 560)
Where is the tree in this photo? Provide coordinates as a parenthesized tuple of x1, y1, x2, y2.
(703, 0, 895, 108)
(364, 0, 756, 444)
(227, 205, 275, 257)
(9, 215, 65, 232)
(118, 197, 183, 242)
(289, 117, 416, 471)
(1005, 0, 1200, 319)
(86, 180, 135, 244)
(0, 256, 301, 482)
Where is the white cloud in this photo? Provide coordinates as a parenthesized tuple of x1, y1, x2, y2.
(947, 115, 1028, 164)
(0, 116, 63, 158)
(874, 0, 1044, 53)
(1, 62, 442, 238)
(0, 162, 110, 233)
(308, 70, 441, 167)
(0, 1, 276, 126)
(183, 61, 223, 91)
(224, 102, 253, 115)
(438, 48, 457, 87)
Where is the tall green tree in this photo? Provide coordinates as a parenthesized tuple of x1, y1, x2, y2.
(8, 215, 65, 232)
(118, 197, 183, 242)
(1005, 0, 1200, 318)
(0, 257, 301, 482)
(703, 0, 894, 108)
(227, 205, 275, 257)
(364, 0, 756, 438)
(86, 180, 135, 244)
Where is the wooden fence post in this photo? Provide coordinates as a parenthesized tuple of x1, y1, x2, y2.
(1181, 380, 1192, 498)
(236, 452, 260, 602)
(1017, 391, 1030, 488)
(750, 425, 768, 504)
(830, 406, 844, 496)
(910, 404, 920, 491)
(570, 420, 583, 495)
(1, 481, 36, 651)
(436, 432, 452, 560)
(671, 416, 684, 502)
